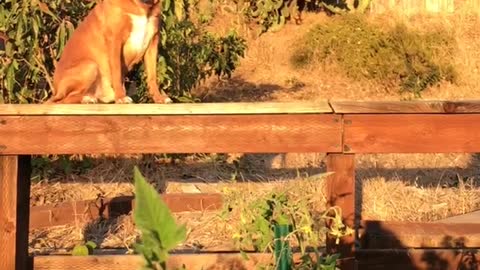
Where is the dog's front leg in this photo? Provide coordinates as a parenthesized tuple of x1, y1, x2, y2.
(107, 35, 131, 104)
(144, 33, 172, 104)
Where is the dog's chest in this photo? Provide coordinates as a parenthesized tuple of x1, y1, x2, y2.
(124, 14, 156, 55)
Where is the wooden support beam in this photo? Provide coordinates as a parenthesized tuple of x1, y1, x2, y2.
(357, 249, 480, 270)
(330, 100, 480, 114)
(30, 193, 223, 229)
(343, 114, 480, 153)
(359, 220, 480, 249)
(34, 253, 273, 270)
(435, 210, 480, 224)
(33, 252, 355, 270)
(325, 153, 356, 260)
(0, 155, 31, 270)
(0, 114, 342, 155)
(0, 102, 332, 116)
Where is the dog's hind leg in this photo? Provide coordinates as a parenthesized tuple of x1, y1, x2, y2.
(50, 60, 100, 104)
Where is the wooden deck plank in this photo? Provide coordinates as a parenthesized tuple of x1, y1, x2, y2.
(0, 114, 342, 155)
(343, 114, 480, 153)
(359, 220, 480, 249)
(0, 102, 332, 116)
(330, 100, 480, 114)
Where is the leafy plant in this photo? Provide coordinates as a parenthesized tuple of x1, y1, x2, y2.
(31, 154, 93, 181)
(290, 14, 458, 96)
(321, 0, 372, 14)
(132, 2, 247, 103)
(72, 240, 97, 256)
(0, 0, 94, 104)
(219, 0, 372, 34)
(133, 166, 187, 270)
(224, 185, 353, 269)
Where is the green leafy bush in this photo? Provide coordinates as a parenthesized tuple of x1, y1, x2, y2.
(222, 174, 353, 269)
(0, 0, 246, 104)
(132, 3, 247, 103)
(220, 0, 372, 34)
(290, 14, 458, 95)
(0, 0, 94, 103)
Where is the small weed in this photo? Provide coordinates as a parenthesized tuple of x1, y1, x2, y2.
(71, 240, 97, 256)
(31, 155, 93, 180)
(223, 182, 353, 269)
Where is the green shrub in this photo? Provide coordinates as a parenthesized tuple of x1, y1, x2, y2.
(132, 8, 247, 103)
(0, 0, 246, 104)
(290, 14, 458, 95)
(220, 0, 372, 34)
(0, 0, 94, 103)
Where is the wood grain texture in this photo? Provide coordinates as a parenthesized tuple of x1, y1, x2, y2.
(331, 100, 480, 113)
(0, 102, 332, 116)
(343, 114, 480, 153)
(357, 249, 480, 270)
(325, 154, 356, 258)
(435, 210, 480, 224)
(0, 114, 342, 154)
(30, 193, 223, 229)
(33, 252, 319, 270)
(359, 220, 480, 249)
(0, 155, 31, 270)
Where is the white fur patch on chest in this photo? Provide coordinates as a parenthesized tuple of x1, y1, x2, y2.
(125, 14, 156, 54)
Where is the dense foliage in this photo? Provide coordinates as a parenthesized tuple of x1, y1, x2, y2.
(220, 0, 372, 34)
(0, 0, 246, 104)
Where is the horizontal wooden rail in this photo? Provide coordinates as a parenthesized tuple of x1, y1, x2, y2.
(357, 249, 480, 270)
(0, 114, 342, 155)
(0, 102, 333, 115)
(330, 100, 480, 113)
(33, 252, 355, 270)
(4, 100, 480, 270)
(5, 100, 480, 115)
(30, 193, 223, 229)
(359, 220, 480, 249)
(343, 114, 480, 153)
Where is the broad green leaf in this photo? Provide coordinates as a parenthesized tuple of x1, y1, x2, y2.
(85, 240, 97, 251)
(133, 166, 186, 251)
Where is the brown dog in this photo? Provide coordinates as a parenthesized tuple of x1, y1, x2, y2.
(48, 0, 172, 104)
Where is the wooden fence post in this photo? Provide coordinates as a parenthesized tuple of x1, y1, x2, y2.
(325, 153, 356, 267)
(0, 155, 32, 270)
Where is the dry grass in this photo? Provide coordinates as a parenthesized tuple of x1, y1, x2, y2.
(30, 153, 480, 254)
(29, 7, 480, 255)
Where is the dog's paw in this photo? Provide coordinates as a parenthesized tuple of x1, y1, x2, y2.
(164, 97, 173, 104)
(153, 95, 173, 104)
(81, 96, 98, 104)
(115, 96, 133, 104)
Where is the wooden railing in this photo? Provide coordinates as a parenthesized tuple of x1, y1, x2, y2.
(1, 100, 480, 270)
